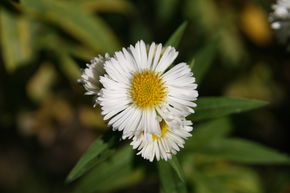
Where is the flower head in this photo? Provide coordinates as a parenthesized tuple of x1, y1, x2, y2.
(270, 0, 290, 45)
(98, 40, 198, 139)
(80, 40, 198, 161)
(130, 119, 193, 161)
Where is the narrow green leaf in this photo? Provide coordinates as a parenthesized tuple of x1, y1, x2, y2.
(0, 9, 32, 72)
(158, 160, 187, 193)
(186, 118, 232, 149)
(195, 138, 290, 164)
(169, 156, 185, 182)
(21, 0, 120, 53)
(189, 97, 268, 121)
(74, 146, 141, 193)
(165, 21, 187, 48)
(191, 39, 218, 84)
(66, 138, 114, 183)
(189, 59, 195, 70)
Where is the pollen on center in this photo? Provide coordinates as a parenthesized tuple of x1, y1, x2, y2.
(131, 70, 167, 109)
(152, 120, 169, 140)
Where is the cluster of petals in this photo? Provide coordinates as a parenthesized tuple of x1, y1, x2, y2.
(80, 40, 198, 161)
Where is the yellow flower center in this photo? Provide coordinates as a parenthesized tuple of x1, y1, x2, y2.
(131, 70, 167, 109)
(152, 120, 169, 140)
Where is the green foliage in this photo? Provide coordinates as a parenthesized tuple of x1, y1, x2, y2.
(59, 53, 82, 81)
(158, 160, 187, 193)
(186, 117, 290, 165)
(156, 0, 179, 22)
(189, 97, 268, 121)
(73, 146, 142, 193)
(165, 21, 188, 48)
(21, 0, 120, 53)
(0, 9, 33, 72)
(186, 118, 232, 148)
(168, 156, 185, 182)
(191, 39, 218, 84)
(185, 0, 246, 65)
(194, 138, 290, 164)
(187, 157, 263, 193)
(73, 0, 135, 14)
(66, 138, 115, 183)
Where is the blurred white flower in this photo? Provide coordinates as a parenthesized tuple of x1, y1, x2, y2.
(79, 54, 111, 106)
(98, 40, 198, 140)
(130, 119, 193, 161)
(270, 0, 290, 44)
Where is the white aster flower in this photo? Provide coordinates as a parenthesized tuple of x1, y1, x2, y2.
(130, 119, 193, 161)
(270, 0, 290, 45)
(79, 54, 111, 106)
(98, 40, 198, 139)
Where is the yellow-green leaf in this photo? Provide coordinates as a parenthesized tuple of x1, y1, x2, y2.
(21, 0, 120, 53)
(0, 9, 33, 72)
(75, 0, 135, 14)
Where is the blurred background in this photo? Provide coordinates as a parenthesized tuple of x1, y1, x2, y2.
(1, 0, 290, 193)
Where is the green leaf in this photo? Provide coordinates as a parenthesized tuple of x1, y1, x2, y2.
(21, 0, 120, 53)
(195, 138, 290, 164)
(0, 9, 33, 72)
(158, 160, 187, 193)
(59, 53, 81, 81)
(165, 21, 187, 48)
(66, 138, 114, 183)
(190, 162, 262, 193)
(189, 97, 268, 121)
(186, 118, 232, 149)
(169, 156, 185, 182)
(74, 0, 135, 14)
(191, 39, 218, 84)
(74, 146, 141, 193)
(189, 59, 195, 70)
